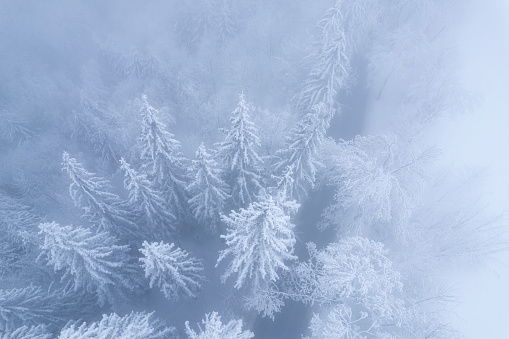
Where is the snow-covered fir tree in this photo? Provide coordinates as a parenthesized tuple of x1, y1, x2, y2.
(187, 142, 230, 232)
(0, 2, 498, 338)
(215, 93, 263, 207)
(184, 311, 254, 339)
(0, 284, 97, 333)
(175, 0, 243, 51)
(273, 103, 334, 198)
(61, 152, 137, 238)
(38, 222, 139, 305)
(73, 81, 119, 165)
(272, 165, 295, 202)
(175, 0, 214, 51)
(0, 285, 55, 332)
(139, 241, 204, 300)
(106, 47, 164, 81)
(0, 111, 35, 147)
(296, 0, 351, 111)
(216, 195, 296, 289)
(138, 95, 189, 224)
(0, 236, 26, 278)
(0, 191, 40, 240)
(210, 0, 239, 42)
(0, 192, 42, 284)
(1, 324, 51, 339)
(268, 167, 301, 217)
(0, 231, 46, 288)
(58, 312, 174, 339)
(120, 158, 175, 239)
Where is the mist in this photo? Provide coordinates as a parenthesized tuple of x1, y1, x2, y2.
(0, 1, 507, 338)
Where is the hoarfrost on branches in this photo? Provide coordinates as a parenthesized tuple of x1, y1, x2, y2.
(120, 158, 175, 238)
(139, 241, 204, 300)
(61, 152, 137, 238)
(58, 312, 174, 339)
(184, 311, 254, 339)
(38, 222, 138, 305)
(273, 103, 333, 198)
(187, 142, 230, 231)
(215, 93, 264, 207)
(0, 325, 51, 339)
(0, 285, 96, 333)
(320, 134, 434, 233)
(217, 195, 296, 289)
(138, 95, 189, 223)
(296, 0, 351, 111)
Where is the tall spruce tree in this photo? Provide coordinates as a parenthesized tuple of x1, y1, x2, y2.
(273, 103, 333, 198)
(0, 284, 97, 333)
(185, 312, 254, 339)
(61, 152, 137, 238)
(1, 324, 52, 339)
(139, 241, 204, 300)
(138, 95, 189, 224)
(58, 312, 174, 339)
(38, 222, 139, 305)
(187, 143, 230, 232)
(216, 195, 296, 289)
(120, 158, 175, 239)
(296, 0, 351, 111)
(215, 93, 263, 207)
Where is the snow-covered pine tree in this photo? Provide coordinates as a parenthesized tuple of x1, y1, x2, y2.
(112, 47, 163, 81)
(184, 311, 254, 339)
(73, 90, 119, 165)
(1, 325, 52, 339)
(138, 95, 189, 224)
(268, 167, 301, 216)
(215, 93, 263, 207)
(175, 0, 243, 51)
(187, 142, 230, 232)
(273, 103, 333, 199)
(0, 110, 35, 147)
(0, 284, 97, 333)
(216, 195, 296, 289)
(0, 191, 42, 282)
(139, 241, 204, 300)
(61, 152, 137, 239)
(58, 312, 175, 339)
(0, 190, 40, 240)
(296, 0, 351, 112)
(175, 0, 214, 51)
(210, 0, 239, 42)
(38, 222, 139, 305)
(120, 158, 175, 239)
(0, 234, 33, 283)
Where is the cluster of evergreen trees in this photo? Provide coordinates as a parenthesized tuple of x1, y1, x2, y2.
(0, 0, 502, 338)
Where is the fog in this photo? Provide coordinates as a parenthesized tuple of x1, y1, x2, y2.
(0, 1, 507, 338)
(432, 0, 509, 337)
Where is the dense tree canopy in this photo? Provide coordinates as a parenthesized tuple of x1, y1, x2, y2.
(0, 0, 500, 338)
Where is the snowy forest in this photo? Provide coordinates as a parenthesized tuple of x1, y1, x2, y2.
(0, 1, 506, 338)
